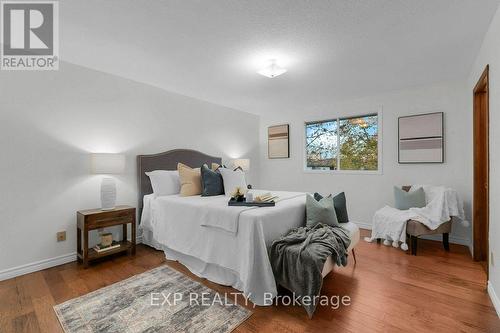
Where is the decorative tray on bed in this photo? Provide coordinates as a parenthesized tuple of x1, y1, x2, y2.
(228, 198, 275, 207)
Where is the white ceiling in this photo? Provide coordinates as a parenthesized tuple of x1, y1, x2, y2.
(61, 0, 500, 116)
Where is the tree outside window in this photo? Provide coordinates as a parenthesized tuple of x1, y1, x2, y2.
(305, 114, 379, 171)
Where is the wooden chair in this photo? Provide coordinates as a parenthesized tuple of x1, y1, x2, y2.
(402, 186, 451, 255)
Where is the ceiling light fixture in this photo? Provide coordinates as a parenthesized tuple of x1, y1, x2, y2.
(257, 59, 287, 78)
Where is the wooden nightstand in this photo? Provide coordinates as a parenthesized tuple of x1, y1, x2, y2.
(77, 205, 136, 267)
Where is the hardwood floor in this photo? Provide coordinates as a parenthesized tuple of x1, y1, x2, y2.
(1, 229, 498, 333)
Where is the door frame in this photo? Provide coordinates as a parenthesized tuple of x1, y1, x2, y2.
(473, 65, 489, 271)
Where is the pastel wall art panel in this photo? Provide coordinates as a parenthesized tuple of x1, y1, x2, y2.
(398, 112, 444, 163)
(268, 124, 290, 158)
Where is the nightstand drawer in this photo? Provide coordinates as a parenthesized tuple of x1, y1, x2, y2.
(85, 209, 134, 222)
(87, 216, 134, 229)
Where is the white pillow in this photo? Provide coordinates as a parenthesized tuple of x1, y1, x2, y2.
(219, 168, 247, 196)
(145, 170, 180, 197)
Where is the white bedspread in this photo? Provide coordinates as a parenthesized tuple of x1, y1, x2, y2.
(200, 191, 305, 234)
(366, 185, 468, 250)
(140, 191, 306, 306)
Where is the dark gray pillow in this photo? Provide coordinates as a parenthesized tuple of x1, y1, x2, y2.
(201, 164, 224, 196)
(306, 194, 338, 228)
(394, 186, 426, 210)
(314, 192, 349, 223)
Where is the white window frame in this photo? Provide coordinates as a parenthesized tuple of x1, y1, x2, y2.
(303, 108, 383, 175)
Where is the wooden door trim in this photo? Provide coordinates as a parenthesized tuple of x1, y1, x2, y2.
(474, 65, 489, 93)
(473, 65, 489, 269)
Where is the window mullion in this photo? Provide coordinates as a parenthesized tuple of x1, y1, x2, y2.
(337, 117, 341, 170)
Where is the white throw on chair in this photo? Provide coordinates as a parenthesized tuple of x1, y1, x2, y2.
(364, 185, 468, 252)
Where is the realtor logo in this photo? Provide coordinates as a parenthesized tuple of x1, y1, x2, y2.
(1, 1, 59, 70)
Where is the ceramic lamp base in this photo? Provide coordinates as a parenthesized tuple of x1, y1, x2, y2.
(100, 177, 116, 210)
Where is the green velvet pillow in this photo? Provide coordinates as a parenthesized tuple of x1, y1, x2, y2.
(394, 186, 426, 210)
(306, 193, 339, 228)
(314, 192, 349, 223)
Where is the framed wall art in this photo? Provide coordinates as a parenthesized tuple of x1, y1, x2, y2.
(398, 112, 444, 163)
(268, 124, 290, 159)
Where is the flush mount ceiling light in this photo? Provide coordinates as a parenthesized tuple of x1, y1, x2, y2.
(257, 59, 287, 78)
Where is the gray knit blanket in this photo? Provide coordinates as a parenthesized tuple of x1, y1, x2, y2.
(270, 223, 351, 318)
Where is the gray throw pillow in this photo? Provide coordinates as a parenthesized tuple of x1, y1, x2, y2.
(394, 186, 426, 210)
(306, 193, 339, 228)
(314, 192, 349, 223)
(200, 164, 224, 196)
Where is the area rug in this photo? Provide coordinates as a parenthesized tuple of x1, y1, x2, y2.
(53, 265, 252, 333)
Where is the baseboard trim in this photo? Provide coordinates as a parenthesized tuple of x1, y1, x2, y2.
(0, 236, 145, 282)
(420, 234, 470, 247)
(354, 222, 372, 230)
(353, 222, 471, 247)
(0, 252, 77, 282)
(488, 281, 500, 317)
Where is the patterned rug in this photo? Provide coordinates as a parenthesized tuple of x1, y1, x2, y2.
(54, 265, 252, 333)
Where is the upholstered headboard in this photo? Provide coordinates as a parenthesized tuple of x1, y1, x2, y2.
(137, 149, 222, 220)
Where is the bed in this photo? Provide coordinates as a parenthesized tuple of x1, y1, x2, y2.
(137, 149, 359, 306)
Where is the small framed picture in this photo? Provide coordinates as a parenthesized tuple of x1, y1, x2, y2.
(398, 112, 444, 163)
(268, 124, 290, 159)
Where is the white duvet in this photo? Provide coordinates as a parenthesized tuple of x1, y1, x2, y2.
(140, 191, 306, 306)
(199, 191, 305, 234)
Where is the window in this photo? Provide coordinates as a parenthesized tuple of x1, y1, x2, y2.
(305, 114, 380, 172)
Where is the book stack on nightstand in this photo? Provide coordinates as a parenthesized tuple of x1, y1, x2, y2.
(94, 240, 121, 253)
(77, 206, 136, 267)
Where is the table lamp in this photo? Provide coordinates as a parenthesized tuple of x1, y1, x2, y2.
(91, 153, 125, 210)
(231, 158, 250, 171)
(231, 158, 251, 189)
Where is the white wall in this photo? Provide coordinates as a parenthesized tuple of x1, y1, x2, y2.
(0, 62, 260, 275)
(259, 81, 471, 245)
(468, 5, 500, 314)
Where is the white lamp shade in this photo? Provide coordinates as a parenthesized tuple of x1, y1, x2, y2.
(91, 154, 125, 174)
(232, 158, 250, 171)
